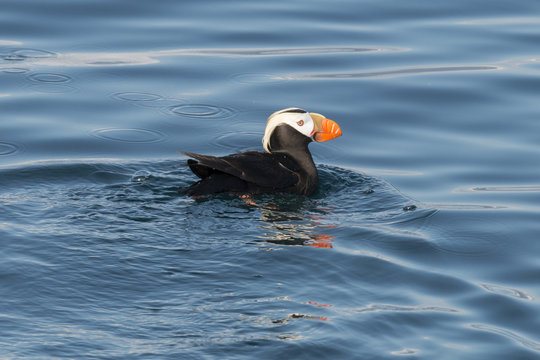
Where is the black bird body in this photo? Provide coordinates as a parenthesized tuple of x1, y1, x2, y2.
(180, 108, 341, 197)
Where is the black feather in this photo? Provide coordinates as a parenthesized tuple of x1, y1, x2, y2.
(180, 123, 320, 196)
(180, 151, 301, 196)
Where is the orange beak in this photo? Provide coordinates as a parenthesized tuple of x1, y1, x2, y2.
(313, 118, 342, 142)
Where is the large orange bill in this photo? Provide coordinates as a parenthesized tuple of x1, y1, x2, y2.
(313, 118, 342, 142)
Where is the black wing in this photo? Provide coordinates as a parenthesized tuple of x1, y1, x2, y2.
(181, 151, 299, 189)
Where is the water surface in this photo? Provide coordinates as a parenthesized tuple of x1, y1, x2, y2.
(1, 0, 540, 359)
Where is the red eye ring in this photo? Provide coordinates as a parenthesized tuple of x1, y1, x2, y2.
(296, 120, 304, 126)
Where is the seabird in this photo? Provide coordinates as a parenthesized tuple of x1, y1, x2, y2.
(180, 107, 342, 196)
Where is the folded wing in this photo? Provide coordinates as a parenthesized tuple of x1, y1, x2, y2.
(181, 151, 299, 190)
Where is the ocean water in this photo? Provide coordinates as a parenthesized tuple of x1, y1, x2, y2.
(1, 0, 540, 359)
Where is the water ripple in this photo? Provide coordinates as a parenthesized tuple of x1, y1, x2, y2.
(2, 48, 56, 62)
(159, 46, 402, 57)
(231, 73, 287, 84)
(112, 92, 185, 109)
(28, 72, 72, 83)
(470, 324, 540, 352)
(479, 283, 533, 301)
(12, 48, 57, 59)
(287, 65, 500, 80)
(457, 185, 540, 193)
(430, 203, 508, 210)
(90, 128, 166, 143)
(1, 67, 29, 74)
(432, 231, 498, 256)
(112, 92, 163, 102)
(353, 303, 459, 314)
(212, 131, 260, 152)
(20, 46, 406, 68)
(0, 142, 21, 156)
(390, 348, 420, 356)
(168, 104, 237, 119)
(1, 54, 25, 62)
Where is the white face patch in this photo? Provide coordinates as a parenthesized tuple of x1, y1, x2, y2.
(262, 108, 315, 153)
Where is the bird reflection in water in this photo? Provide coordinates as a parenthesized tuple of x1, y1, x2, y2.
(256, 196, 336, 249)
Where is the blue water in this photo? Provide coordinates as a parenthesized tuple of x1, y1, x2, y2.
(2, 0, 540, 358)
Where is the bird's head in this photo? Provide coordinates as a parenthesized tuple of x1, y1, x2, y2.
(262, 108, 342, 153)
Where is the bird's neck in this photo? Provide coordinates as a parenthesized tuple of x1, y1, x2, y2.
(269, 125, 319, 195)
(293, 144, 319, 195)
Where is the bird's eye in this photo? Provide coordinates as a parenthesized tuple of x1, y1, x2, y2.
(296, 120, 304, 126)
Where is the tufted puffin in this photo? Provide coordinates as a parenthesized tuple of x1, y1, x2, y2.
(180, 108, 342, 196)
